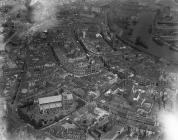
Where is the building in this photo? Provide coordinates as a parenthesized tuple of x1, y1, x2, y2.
(62, 128, 86, 140)
(38, 90, 75, 111)
(62, 91, 74, 110)
(91, 6, 101, 13)
(94, 107, 110, 119)
(38, 95, 62, 111)
(0, 97, 6, 116)
(100, 125, 125, 140)
(97, 115, 109, 127)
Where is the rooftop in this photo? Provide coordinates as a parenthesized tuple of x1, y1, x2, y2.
(38, 95, 62, 105)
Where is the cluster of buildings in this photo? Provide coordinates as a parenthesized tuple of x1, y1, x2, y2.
(154, 6, 178, 51)
(44, 120, 86, 140)
(1, 0, 178, 140)
(53, 42, 103, 77)
(17, 88, 83, 129)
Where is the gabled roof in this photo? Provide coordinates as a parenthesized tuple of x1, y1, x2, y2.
(38, 95, 62, 104)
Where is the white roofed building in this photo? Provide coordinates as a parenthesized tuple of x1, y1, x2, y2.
(38, 91, 74, 111)
(38, 95, 62, 111)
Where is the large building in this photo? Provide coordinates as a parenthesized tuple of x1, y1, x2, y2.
(38, 95, 62, 111)
(38, 91, 74, 111)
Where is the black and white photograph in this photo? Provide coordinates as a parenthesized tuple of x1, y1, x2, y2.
(0, 0, 178, 140)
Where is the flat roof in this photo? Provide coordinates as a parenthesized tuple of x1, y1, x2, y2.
(38, 95, 62, 105)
